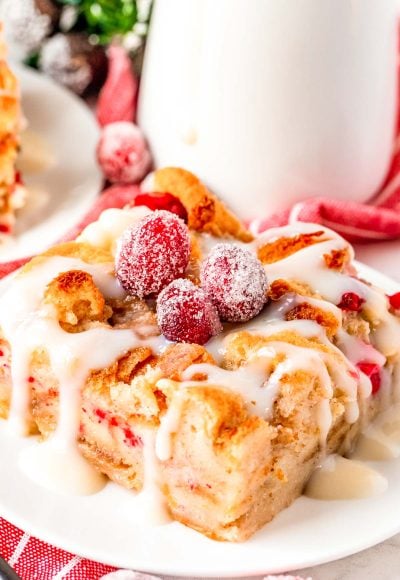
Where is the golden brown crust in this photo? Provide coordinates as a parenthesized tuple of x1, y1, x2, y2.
(258, 231, 326, 264)
(268, 278, 316, 300)
(157, 343, 214, 381)
(153, 167, 253, 242)
(285, 303, 340, 338)
(44, 270, 109, 332)
(323, 248, 351, 271)
(21, 242, 113, 275)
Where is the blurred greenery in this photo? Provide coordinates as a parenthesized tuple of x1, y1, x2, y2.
(57, 0, 138, 44)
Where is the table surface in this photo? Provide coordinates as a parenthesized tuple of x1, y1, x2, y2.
(293, 240, 400, 580)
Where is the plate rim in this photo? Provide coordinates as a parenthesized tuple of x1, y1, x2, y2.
(0, 64, 102, 263)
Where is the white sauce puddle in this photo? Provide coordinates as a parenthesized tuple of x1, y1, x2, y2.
(305, 455, 387, 500)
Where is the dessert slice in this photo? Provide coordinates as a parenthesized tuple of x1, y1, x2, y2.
(0, 167, 399, 542)
(0, 25, 26, 234)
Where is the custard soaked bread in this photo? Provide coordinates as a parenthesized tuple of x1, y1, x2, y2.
(0, 167, 399, 541)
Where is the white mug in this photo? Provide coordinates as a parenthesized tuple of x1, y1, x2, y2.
(138, 0, 400, 219)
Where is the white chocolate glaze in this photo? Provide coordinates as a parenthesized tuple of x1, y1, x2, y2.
(135, 428, 171, 525)
(1, 257, 125, 434)
(352, 404, 400, 461)
(182, 361, 272, 417)
(78, 206, 151, 254)
(19, 439, 106, 495)
(305, 455, 387, 500)
(336, 330, 386, 367)
(253, 223, 400, 357)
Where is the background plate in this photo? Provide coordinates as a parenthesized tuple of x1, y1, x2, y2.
(0, 65, 101, 261)
(0, 262, 399, 577)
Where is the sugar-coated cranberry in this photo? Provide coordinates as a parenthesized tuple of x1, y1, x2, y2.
(134, 192, 188, 222)
(96, 121, 151, 184)
(337, 292, 365, 312)
(157, 279, 222, 345)
(200, 244, 268, 322)
(116, 210, 191, 297)
(357, 362, 381, 395)
(388, 292, 400, 310)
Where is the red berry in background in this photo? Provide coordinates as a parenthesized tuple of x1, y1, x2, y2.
(337, 292, 365, 312)
(116, 210, 190, 297)
(357, 362, 381, 395)
(133, 192, 188, 222)
(388, 292, 400, 310)
(157, 279, 222, 345)
(96, 121, 151, 184)
(200, 244, 268, 322)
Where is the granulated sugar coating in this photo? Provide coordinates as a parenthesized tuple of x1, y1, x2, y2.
(96, 121, 151, 184)
(116, 210, 191, 297)
(201, 243, 268, 322)
(157, 278, 222, 344)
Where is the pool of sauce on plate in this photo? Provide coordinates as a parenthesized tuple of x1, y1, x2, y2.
(305, 405, 400, 500)
(305, 455, 387, 500)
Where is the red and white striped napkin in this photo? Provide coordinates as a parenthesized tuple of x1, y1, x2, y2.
(0, 520, 310, 579)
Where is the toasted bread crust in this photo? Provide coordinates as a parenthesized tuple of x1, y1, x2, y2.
(258, 231, 326, 264)
(153, 167, 253, 242)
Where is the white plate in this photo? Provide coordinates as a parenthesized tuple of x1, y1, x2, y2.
(0, 262, 399, 578)
(0, 65, 102, 261)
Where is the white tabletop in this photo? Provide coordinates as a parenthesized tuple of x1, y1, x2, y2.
(296, 533, 400, 579)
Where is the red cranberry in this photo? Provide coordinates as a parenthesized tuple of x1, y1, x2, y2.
(357, 362, 381, 395)
(388, 292, 400, 310)
(337, 292, 365, 312)
(134, 192, 188, 222)
(94, 408, 107, 421)
(116, 210, 191, 297)
(123, 427, 142, 447)
(200, 244, 268, 322)
(157, 278, 222, 345)
(96, 121, 151, 184)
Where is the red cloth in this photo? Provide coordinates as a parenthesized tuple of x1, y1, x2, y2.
(250, 139, 400, 242)
(60, 184, 141, 242)
(96, 45, 138, 126)
(0, 519, 115, 579)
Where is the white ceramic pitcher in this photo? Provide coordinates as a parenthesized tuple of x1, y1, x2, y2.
(138, 0, 400, 219)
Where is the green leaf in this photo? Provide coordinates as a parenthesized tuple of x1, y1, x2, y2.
(80, 0, 138, 43)
(23, 52, 40, 69)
